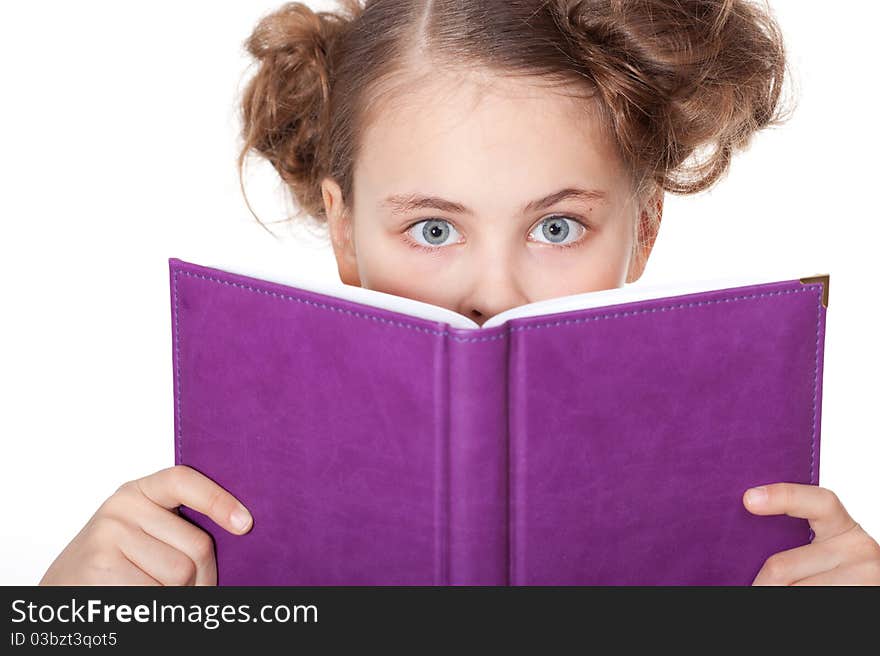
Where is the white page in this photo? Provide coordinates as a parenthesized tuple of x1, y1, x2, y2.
(481, 269, 821, 328)
(200, 257, 822, 331)
(200, 258, 482, 329)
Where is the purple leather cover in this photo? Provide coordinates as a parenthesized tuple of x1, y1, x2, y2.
(169, 257, 826, 585)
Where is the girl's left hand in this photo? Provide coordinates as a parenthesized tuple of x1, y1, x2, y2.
(743, 483, 880, 585)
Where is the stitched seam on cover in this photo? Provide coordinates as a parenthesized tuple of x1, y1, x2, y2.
(179, 269, 817, 342)
(173, 268, 183, 465)
(809, 286, 821, 541)
(812, 290, 819, 486)
(512, 287, 816, 332)
(436, 323, 450, 585)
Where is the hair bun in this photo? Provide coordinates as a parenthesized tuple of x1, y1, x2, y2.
(557, 0, 793, 195)
(238, 2, 360, 224)
(246, 2, 340, 103)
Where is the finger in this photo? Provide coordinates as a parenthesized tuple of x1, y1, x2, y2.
(134, 466, 253, 536)
(742, 483, 856, 542)
(114, 552, 163, 586)
(791, 559, 880, 586)
(126, 495, 218, 586)
(752, 538, 844, 585)
(118, 526, 198, 586)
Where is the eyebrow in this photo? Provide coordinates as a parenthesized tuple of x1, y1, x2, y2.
(379, 187, 608, 216)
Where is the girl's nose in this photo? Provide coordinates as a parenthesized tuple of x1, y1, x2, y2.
(458, 272, 528, 326)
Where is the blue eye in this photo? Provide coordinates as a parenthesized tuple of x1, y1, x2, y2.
(529, 216, 587, 247)
(404, 215, 589, 253)
(405, 219, 464, 250)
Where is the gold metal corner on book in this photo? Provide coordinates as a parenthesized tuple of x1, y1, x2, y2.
(799, 274, 830, 308)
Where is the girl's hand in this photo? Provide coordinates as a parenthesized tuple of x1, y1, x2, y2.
(39, 465, 253, 586)
(743, 482, 880, 585)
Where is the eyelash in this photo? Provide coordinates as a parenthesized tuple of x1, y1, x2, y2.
(403, 215, 591, 253)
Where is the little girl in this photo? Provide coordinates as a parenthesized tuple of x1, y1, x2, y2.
(40, 0, 880, 585)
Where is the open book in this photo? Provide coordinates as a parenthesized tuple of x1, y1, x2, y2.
(169, 256, 828, 585)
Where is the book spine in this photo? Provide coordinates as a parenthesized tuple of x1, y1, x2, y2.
(446, 324, 510, 585)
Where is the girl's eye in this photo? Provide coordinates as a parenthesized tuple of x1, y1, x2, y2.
(404, 215, 589, 252)
(529, 215, 588, 247)
(405, 219, 464, 250)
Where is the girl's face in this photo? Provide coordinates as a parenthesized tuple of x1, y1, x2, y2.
(322, 70, 662, 326)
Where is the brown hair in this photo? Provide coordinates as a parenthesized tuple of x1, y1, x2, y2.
(237, 0, 793, 256)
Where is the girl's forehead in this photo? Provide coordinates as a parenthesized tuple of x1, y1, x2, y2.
(354, 72, 626, 199)
(363, 70, 601, 140)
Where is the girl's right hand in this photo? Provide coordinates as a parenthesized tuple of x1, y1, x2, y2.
(39, 465, 253, 586)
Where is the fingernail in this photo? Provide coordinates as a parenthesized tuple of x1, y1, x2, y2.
(230, 505, 252, 531)
(746, 486, 768, 506)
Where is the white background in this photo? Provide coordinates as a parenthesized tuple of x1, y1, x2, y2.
(1, 1, 877, 584)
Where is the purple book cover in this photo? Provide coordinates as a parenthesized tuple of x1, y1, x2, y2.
(168, 257, 827, 585)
